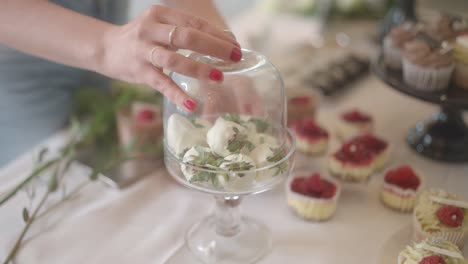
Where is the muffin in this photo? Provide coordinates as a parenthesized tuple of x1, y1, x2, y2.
(290, 118, 329, 155)
(398, 238, 467, 264)
(453, 35, 468, 89)
(286, 172, 340, 221)
(402, 40, 455, 92)
(427, 14, 459, 42)
(336, 110, 373, 140)
(117, 101, 163, 157)
(413, 189, 468, 248)
(287, 87, 319, 125)
(328, 134, 390, 182)
(380, 165, 422, 212)
(383, 23, 416, 69)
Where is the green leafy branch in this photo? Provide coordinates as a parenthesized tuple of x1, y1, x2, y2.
(1, 82, 163, 264)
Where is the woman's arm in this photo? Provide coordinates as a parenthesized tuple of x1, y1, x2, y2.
(0, 0, 110, 72)
(0, 0, 240, 111)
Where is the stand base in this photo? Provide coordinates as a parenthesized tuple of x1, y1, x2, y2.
(407, 108, 468, 162)
(185, 216, 272, 264)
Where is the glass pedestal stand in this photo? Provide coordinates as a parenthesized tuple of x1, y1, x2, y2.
(373, 55, 468, 162)
(186, 196, 271, 264)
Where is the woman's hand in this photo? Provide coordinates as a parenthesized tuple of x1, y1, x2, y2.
(100, 5, 241, 112)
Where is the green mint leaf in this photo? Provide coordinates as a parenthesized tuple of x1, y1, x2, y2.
(190, 119, 204, 128)
(48, 173, 58, 192)
(222, 113, 243, 124)
(22, 208, 30, 223)
(89, 170, 99, 181)
(250, 118, 270, 133)
(37, 148, 48, 163)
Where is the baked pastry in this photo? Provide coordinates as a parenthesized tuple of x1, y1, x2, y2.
(380, 165, 422, 212)
(413, 189, 468, 248)
(117, 101, 163, 157)
(290, 117, 329, 155)
(328, 134, 390, 182)
(453, 35, 468, 89)
(383, 23, 416, 69)
(286, 172, 340, 221)
(287, 87, 319, 125)
(427, 14, 459, 42)
(336, 110, 373, 140)
(398, 238, 467, 264)
(402, 40, 454, 92)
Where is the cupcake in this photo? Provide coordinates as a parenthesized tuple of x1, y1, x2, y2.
(286, 173, 340, 221)
(287, 87, 319, 125)
(398, 238, 467, 264)
(328, 134, 390, 182)
(413, 189, 468, 248)
(336, 110, 373, 140)
(383, 23, 416, 69)
(453, 36, 468, 89)
(427, 14, 459, 42)
(117, 101, 163, 157)
(402, 40, 455, 92)
(290, 118, 329, 155)
(380, 165, 422, 212)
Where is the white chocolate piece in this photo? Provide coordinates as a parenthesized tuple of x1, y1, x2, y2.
(167, 114, 206, 155)
(207, 117, 247, 156)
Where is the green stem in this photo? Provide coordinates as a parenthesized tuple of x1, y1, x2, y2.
(36, 181, 90, 220)
(3, 191, 50, 264)
(0, 159, 59, 206)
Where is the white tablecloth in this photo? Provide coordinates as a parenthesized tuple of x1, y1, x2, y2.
(1, 9, 468, 264)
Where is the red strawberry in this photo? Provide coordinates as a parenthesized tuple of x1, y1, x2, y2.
(321, 181, 337, 199)
(291, 177, 308, 195)
(352, 134, 388, 153)
(436, 206, 464, 227)
(419, 255, 446, 264)
(384, 165, 420, 190)
(306, 173, 325, 194)
(291, 118, 328, 139)
(291, 174, 336, 199)
(342, 110, 372, 123)
(137, 109, 155, 123)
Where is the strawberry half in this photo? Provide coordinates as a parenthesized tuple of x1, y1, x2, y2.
(419, 255, 446, 264)
(436, 205, 464, 228)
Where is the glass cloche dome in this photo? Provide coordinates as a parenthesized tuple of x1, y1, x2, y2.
(163, 49, 296, 264)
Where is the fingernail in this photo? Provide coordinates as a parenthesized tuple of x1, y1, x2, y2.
(230, 47, 242, 62)
(209, 69, 223, 82)
(183, 99, 197, 111)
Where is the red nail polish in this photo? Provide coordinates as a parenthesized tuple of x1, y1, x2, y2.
(230, 47, 242, 62)
(183, 99, 197, 111)
(209, 69, 223, 81)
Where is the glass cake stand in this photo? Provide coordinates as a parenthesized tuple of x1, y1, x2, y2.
(373, 55, 468, 163)
(163, 49, 296, 263)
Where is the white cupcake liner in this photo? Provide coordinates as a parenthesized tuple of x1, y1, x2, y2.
(381, 184, 417, 212)
(328, 156, 374, 183)
(335, 120, 373, 141)
(295, 136, 328, 155)
(383, 37, 403, 69)
(402, 58, 454, 92)
(412, 213, 468, 248)
(380, 173, 423, 213)
(285, 173, 341, 221)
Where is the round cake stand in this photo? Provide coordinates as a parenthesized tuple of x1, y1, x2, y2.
(373, 55, 468, 163)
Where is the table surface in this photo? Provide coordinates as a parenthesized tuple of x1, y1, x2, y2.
(1, 9, 468, 264)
